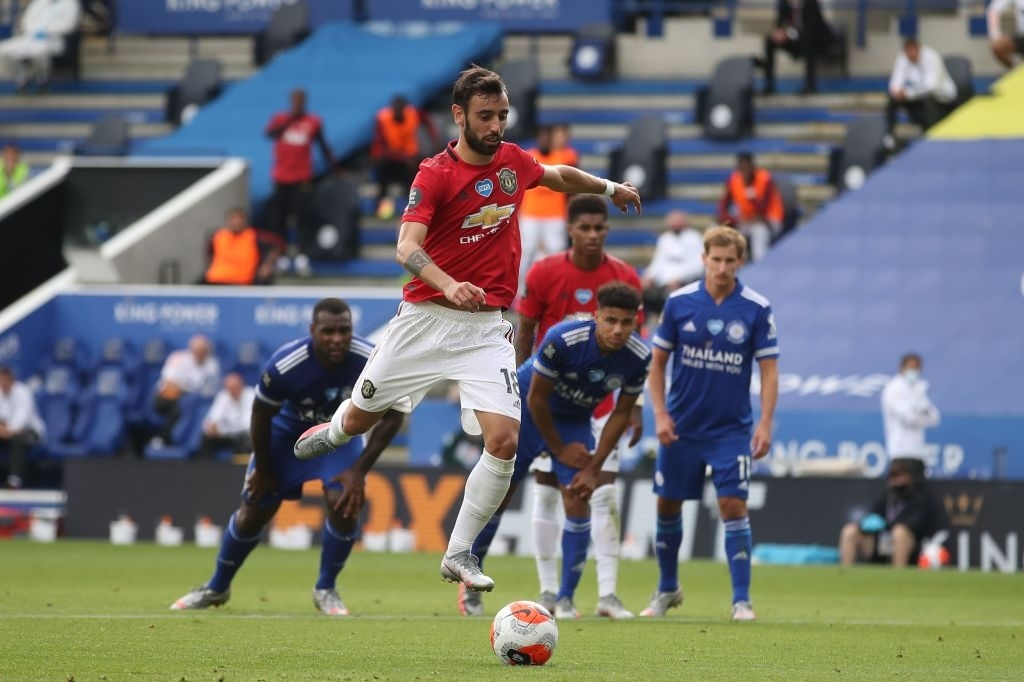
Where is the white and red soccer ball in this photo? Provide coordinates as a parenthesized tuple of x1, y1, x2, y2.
(490, 600, 558, 665)
(917, 543, 950, 569)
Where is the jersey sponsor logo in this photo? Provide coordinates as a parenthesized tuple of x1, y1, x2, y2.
(574, 288, 593, 305)
(361, 379, 376, 399)
(460, 203, 515, 232)
(726, 320, 749, 344)
(682, 320, 697, 332)
(407, 186, 422, 209)
(498, 167, 518, 195)
(707, 319, 724, 335)
(681, 344, 745, 374)
(475, 179, 493, 197)
(543, 343, 557, 359)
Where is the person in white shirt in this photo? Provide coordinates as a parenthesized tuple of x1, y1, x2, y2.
(151, 334, 221, 447)
(0, 0, 81, 93)
(886, 37, 958, 140)
(640, 210, 704, 315)
(0, 366, 46, 489)
(198, 372, 255, 459)
(880, 352, 940, 481)
(987, 0, 1024, 68)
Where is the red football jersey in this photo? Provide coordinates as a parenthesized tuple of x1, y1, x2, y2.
(267, 112, 322, 184)
(517, 251, 645, 344)
(401, 141, 544, 308)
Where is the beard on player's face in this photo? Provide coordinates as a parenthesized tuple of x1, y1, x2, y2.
(464, 124, 502, 156)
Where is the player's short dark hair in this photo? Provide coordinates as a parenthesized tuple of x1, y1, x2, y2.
(452, 65, 506, 112)
(312, 298, 350, 322)
(597, 281, 642, 312)
(567, 194, 608, 223)
(900, 352, 922, 368)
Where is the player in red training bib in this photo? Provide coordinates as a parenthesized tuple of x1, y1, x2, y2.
(294, 65, 642, 596)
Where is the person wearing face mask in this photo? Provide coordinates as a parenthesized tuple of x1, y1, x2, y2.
(838, 459, 948, 567)
(880, 352, 940, 481)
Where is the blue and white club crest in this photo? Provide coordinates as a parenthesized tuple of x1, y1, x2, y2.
(588, 368, 606, 382)
(726, 320, 748, 344)
(603, 375, 623, 391)
(475, 179, 493, 197)
(574, 288, 594, 305)
(706, 319, 725, 335)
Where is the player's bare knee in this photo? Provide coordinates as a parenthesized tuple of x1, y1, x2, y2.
(235, 505, 273, 535)
(718, 496, 748, 520)
(483, 430, 518, 459)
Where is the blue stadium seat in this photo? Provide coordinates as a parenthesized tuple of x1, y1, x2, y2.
(232, 340, 267, 387)
(128, 338, 168, 427)
(47, 365, 131, 458)
(144, 394, 211, 460)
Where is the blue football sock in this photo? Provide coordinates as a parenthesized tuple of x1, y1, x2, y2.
(557, 516, 591, 601)
(655, 512, 683, 593)
(207, 512, 261, 592)
(471, 513, 503, 571)
(724, 517, 752, 604)
(315, 519, 358, 591)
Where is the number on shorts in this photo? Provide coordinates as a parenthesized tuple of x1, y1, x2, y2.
(736, 455, 751, 482)
(499, 367, 520, 397)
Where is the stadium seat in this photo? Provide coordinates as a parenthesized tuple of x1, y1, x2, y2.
(144, 394, 211, 460)
(232, 340, 266, 387)
(774, 178, 802, 240)
(696, 56, 755, 141)
(301, 170, 362, 263)
(568, 22, 617, 81)
(827, 115, 887, 193)
(36, 366, 80, 450)
(165, 59, 223, 126)
(820, 24, 850, 79)
(127, 338, 168, 427)
(75, 114, 131, 156)
(943, 55, 975, 108)
(501, 59, 540, 142)
(47, 366, 130, 458)
(254, 1, 311, 66)
(608, 114, 668, 201)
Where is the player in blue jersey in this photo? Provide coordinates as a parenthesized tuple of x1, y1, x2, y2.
(170, 298, 404, 616)
(640, 226, 778, 622)
(467, 282, 650, 619)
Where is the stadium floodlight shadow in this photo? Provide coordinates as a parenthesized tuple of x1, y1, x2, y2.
(501, 59, 540, 142)
(74, 114, 131, 157)
(696, 56, 756, 141)
(254, 0, 311, 66)
(827, 115, 888, 193)
(608, 114, 668, 201)
(943, 55, 975, 108)
(568, 22, 617, 81)
(165, 59, 223, 126)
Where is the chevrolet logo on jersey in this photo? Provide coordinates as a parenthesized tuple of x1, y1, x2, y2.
(461, 203, 515, 230)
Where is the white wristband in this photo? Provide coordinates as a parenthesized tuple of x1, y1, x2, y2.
(602, 179, 616, 197)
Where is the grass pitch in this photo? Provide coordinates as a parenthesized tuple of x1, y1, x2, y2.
(2, 540, 1021, 681)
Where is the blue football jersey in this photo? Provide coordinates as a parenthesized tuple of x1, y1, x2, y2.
(529, 318, 651, 422)
(653, 279, 779, 441)
(255, 335, 375, 439)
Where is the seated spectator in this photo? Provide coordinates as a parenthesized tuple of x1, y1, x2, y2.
(151, 335, 220, 447)
(885, 37, 957, 144)
(760, 0, 835, 95)
(988, 0, 1024, 69)
(371, 94, 439, 219)
(640, 210, 704, 315)
(717, 152, 783, 262)
(201, 207, 283, 285)
(0, 366, 45, 489)
(0, 0, 81, 93)
(198, 372, 254, 459)
(838, 459, 947, 568)
(0, 143, 30, 198)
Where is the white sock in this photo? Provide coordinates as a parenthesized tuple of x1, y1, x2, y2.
(446, 451, 514, 555)
(590, 483, 621, 598)
(328, 398, 352, 444)
(532, 483, 562, 595)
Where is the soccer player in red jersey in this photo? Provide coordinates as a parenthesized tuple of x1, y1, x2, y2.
(461, 194, 646, 618)
(295, 65, 642, 595)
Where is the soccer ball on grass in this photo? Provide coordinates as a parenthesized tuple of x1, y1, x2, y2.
(489, 600, 558, 665)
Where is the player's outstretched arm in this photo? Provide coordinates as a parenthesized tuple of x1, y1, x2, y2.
(331, 409, 405, 517)
(538, 164, 642, 215)
(397, 220, 486, 311)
